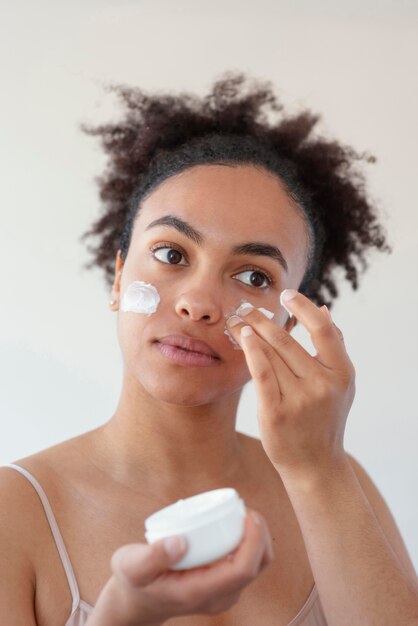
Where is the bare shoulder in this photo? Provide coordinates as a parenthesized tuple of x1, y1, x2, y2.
(0, 430, 95, 534)
(0, 431, 108, 626)
(5, 427, 100, 482)
(0, 433, 96, 625)
(0, 463, 40, 539)
(0, 437, 75, 540)
(0, 466, 41, 626)
(346, 451, 417, 584)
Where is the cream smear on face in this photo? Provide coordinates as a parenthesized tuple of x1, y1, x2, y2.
(121, 280, 161, 315)
(224, 299, 275, 350)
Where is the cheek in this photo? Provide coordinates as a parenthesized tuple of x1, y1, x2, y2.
(120, 280, 161, 315)
(116, 314, 147, 368)
(116, 280, 161, 363)
(226, 350, 253, 393)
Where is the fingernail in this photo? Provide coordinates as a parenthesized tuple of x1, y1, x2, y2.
(258, 307, 275, 320)
(224, 327, 242, 350)
(251, 512, 261, 526)
(280, 289, 298, 303)
(241, 325, 253, 337)
(227, 315, 243, 328)
(164, 536, 187, 560)
(236, 303, 255, 317)
(321, 305, 332, 321)
(279, 290, 295, 318)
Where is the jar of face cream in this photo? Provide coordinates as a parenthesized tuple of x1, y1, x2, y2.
(144, 488, 247, 570)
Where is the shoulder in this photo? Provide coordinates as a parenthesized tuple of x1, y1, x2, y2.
(0, 466, 39, 623)
(0, 439, 89, 581)
(0, 462, 45, 531)
(345, 452, 417, 584)
(0, 455, 57, 551)
(0, 435, 87, 538)
(0, 440, 84, 626)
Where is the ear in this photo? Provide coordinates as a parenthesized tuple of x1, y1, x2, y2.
(110, 250, 124, 305)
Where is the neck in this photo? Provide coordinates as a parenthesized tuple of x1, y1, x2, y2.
(93, 371, 248, 500)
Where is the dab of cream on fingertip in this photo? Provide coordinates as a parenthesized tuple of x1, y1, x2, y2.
(223, 300, 276, 350)
(121, 280, 161, 315)
(279, 292, 293, 318)
(257, 306, 275, 319)
(235, 301, 275, 320)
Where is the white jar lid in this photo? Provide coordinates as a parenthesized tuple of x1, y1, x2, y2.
(144, 487, 242, 534)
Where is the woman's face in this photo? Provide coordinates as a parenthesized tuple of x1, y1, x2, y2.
(112, 163, 310, 406)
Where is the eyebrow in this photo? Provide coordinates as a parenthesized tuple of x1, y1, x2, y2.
(145, 214, 288, 273)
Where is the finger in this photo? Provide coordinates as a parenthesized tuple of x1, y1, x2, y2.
(226, 316, 297, 392)
(259, 541, 274, 571)
(222, 511, 268, 586)
(252, 513, 275, 571)
(238, 324, 286, 398)
(239, 326, 297, 394)
(228, 510, 274, 572)
(111, 537, 187, 587)
(240, 512, 273, 577)
(281, 290, 348, 369)
(228, 305, 318, 378)
(321, 306, 346, 347)
(169, 511, 265, 597)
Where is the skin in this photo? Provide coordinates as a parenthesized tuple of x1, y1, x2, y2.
(6, 162, 417, 625)
(100, 162, 309, 501)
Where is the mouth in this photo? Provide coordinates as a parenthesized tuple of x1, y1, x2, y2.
(156, 334, 220, 359)
(153, 341, 221, 368)
(153, 334, 221, 368)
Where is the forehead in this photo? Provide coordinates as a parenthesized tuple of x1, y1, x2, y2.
(134, 163, 310, 281)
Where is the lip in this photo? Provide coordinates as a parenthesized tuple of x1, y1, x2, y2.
(154, 342, 221, 367)
(156, 334, 221, 359)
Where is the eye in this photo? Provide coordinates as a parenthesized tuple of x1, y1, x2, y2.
(151, 244, 187, 265)
(150, 244, 273, 289)
(233, 269, 272, 289)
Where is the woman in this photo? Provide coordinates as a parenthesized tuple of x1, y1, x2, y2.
(1, 72, 417, 626)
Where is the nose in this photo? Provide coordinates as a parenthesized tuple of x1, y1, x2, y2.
(174, 288, 223, 323)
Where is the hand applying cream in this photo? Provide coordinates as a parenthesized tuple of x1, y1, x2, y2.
(224, 300, 275, 350)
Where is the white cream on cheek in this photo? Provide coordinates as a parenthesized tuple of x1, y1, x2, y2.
(120, 282, 285, 353)
(121, 280, 161, 315)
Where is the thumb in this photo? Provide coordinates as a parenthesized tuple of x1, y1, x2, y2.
(111, 536, 188, 587)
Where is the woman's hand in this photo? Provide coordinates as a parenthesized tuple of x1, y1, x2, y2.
(226, 289, 356, 478)
(89, 510, 273, 626)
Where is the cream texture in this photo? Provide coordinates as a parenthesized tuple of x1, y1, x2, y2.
(279, 291, 294, 318)
(224, 299, 275, 350)
(236, 301, 275, 319)
(121, 280, 161, 315)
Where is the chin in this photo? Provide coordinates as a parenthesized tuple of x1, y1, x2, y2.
(144, 378, 219, 407)
(134, 360, 243, 406)
(124, 344, 250, 406)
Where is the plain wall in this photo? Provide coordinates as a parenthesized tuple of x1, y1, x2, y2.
(1, 0, 417, 568)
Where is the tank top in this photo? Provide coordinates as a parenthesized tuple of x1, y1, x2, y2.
(4, 462, 327, 625)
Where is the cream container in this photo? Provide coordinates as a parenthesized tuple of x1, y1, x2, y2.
(144, 487, 247, 570)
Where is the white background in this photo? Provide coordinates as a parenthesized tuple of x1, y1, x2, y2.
(1, 0, 417, 568)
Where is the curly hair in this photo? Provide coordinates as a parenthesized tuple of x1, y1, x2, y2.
(79, 70, 391, 310)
